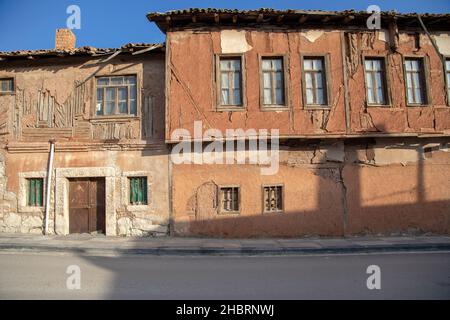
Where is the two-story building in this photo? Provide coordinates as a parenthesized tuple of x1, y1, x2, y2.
(0, 30, 170, 236)
(148, 9, 450, 237)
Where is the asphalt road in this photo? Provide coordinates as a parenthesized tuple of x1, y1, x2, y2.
(0, 251, 449, 299)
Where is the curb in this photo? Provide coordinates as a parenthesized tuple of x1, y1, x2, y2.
(0, 242, 449, 256)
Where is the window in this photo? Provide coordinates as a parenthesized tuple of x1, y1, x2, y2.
(263, 185, 283, 213)
(404, 59, 427, 105)
(364, 58, 388, 105)
(0, 78, 14, 94)
(446, 59, 450, 104)
(27, 178, 44, 207)
(219, 57, 242, 107)
(129, 177, 148, 205)
(96, 75, 137, 116)
(303, 57, 328, 106)
(261, 57, 285, 106)
(219, 186, 239, 213)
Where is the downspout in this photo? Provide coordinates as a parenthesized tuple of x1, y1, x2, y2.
(44, 140, 55, 235)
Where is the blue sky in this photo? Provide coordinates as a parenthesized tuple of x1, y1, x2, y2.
(0, 0, 449, 51)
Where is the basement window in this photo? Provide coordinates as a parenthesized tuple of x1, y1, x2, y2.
(404, 58, 428, 105)
(27, 178, 44, 207)
(219, 186, 240, 213)
(263, 185, 283, 213)
(0, 78, 14, 94)
(129, 177, 148, 205)
(96, 75, 137, 116)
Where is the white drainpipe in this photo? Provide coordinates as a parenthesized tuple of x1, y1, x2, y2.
(44, 140, 55, 235)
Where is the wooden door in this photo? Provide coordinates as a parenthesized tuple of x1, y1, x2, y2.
(69, 178, 105, 234)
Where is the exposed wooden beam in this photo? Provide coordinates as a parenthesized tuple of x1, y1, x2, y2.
(277, 15, 284, 23)
(299, 15, 308, 24)
(232, 15, 238, 24)
(257, 13, 263, 23)
(322, 16, 331, 23)
(214, 13, 219, 23)
(192, 15, 197, 23)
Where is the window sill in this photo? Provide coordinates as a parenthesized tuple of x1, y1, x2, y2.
(406, 104, 431, 108)
(0, 92, 15, 96)
(304, 105, 331, 110)
(18, 206, 44, 213)
(218, 211, 240, 215)
(261, 106, 290, 111)
(263, 210, 284, 214)
(126, 204, 150, 212)
(91, 115, 139, 122)
(216, 106, 246, 112)
(366, 104, 391, 108)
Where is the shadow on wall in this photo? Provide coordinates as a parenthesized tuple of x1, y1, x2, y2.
(168, 138, 450, 238)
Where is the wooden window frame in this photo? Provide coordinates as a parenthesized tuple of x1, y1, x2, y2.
(27, 178, 44, 207)
(402, 56, 431, 107)
(262, 184, 284, 214)
(218, 185, 241, 215)
(0, 77, 15, 95)
(301, 54, 332, 109)
(94, 74, 139, 118)
(129, 176, 148, 206)
(215, 54, 246, 111)
(362, 55, 391, 107)
(259, 54, 290, 111)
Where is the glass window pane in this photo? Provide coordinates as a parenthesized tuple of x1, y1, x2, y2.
(273, 59, 282, 71)
(96, 88, 103, 101)
(313, 59, 322, 70)
(263, 72, 271, 89)
(96, 102, 103, 116)
(221, 89, 229, 105)
(316, 88, 324, 105)
(106, 88, 115, 101)
(306, 88, 314, 104)
(305, 73, 313, 89)
(118, 102, 127, 114)
(233, 89, 242, 105)
(233, 73, 240, 90)
(110, 77, 123, 85)
(130, 100, 137, 115)
(263, 88, 272, 104)
(275, 89, 284, 105)
(126, 76, 136, 84)
(130, 86, 137, 100)
(275, 72, 283, 89)
(262, 60, 271, 70)
(315, 73, 323, 89)
(105, 101, 115, 115)
(118, 87, 127, 101)
(221, 73, 229, 89)
(220, 60, 229, 70)
(231, 59, 241, 71)
(304, 59, 313, 70)
(407, 88, 414, 104)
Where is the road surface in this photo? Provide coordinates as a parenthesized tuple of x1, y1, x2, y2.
(0, 251, 449, 299)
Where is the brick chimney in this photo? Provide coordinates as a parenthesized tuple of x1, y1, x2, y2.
(55, 28, 76, 50)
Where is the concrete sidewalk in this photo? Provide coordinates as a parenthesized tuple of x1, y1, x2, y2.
(0, 233, 449, 256)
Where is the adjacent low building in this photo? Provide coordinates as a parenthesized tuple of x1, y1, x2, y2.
(0, 30, 170, 236)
